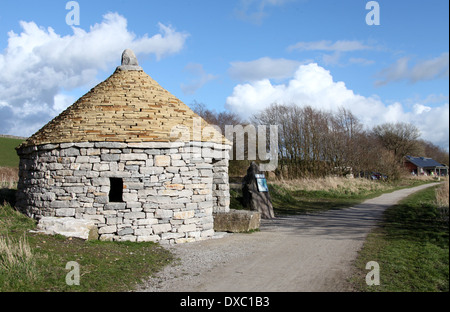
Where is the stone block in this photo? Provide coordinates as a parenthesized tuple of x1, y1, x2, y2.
(118, 227, 134, 236)
(101, 154, 120, 162)
(173, 210, 195, 220)
(104, 202, 126, 210)
(124, 182, 144, 190)
(155, 209, 174, 219)
(95, 142, 128, 149)
(92, 177, 110, 186)
(93, 163, 110, 171)
(154, 155, 171, 167)
(35, 217, 98, 240)
(63, 148, 80, 157)
(74, 142, 94, 148)
(98, 225, 117, 234)
(178, 223, 197, 233)
(137, 218, 158, 226)
(50, 201, 71, 208)
(137, 235, 160, 242)
(134, 228, 153, 236)
(55, 208, 76, 217)
(164, 183, 184, 190)
(152, 223, 172, 234)
(123, 193, 138, 202)
(140, 167, 164, 175)
(94, 196, 109, 204)
(76, 156, 90, 163)
(171, 159, 186, 167)
(120, 153, 148, 161)
(106, 217, 121, 225)
(124, 211, 145, 219)
(213, 209, 261, 233)
(86, 149, 101, 156)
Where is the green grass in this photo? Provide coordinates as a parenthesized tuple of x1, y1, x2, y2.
(269, 184, 369, 215)
(351, 185, 449, 292)
(0, 137, 24, 168)
(230, 183, 367, 215)
(0, 200, 174, 292)
(230, 178, 435, 216)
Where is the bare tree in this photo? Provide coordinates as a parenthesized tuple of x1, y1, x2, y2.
(246, 103, 439, 180)
(190, 101, 243, 133)
(418, 139, 450, 165)
(190, 101, 252, 177)
(372, 122, 422, 162)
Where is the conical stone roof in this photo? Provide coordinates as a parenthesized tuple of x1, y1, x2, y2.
(20, 50, 228, 148)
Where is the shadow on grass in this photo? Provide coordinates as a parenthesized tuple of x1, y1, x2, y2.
(269, 184, 364, 216)
(272, 198, 362, 216)
(0, 188, 16, 206)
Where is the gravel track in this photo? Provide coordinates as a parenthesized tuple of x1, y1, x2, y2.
(137, 183, 438, 292)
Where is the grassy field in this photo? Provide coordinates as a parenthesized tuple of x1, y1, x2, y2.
(0, 180, 174, 292)
(0, 137, 24, 168)
(230, 176, 437, 216)
(351, 182, 449, 292)
(0, 201, 174, 292)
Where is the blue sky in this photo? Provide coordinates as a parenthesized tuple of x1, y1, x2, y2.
(0, 0, 448, 150)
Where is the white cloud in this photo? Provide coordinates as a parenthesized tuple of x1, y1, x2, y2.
(180, 63, 217, 95)
(132, 23, 190, 61)
(0, 13, 189, 137)
(376, 52, 449, 85)
(287, 40, 375, 66)
(413, 103, 449, 149)
(413, 103, 432, 115)
(53, 93, 76, 113)
(226, 63, 449, 150)
(228, 57, 303, 81)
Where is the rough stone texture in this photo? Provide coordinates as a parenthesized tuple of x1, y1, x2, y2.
(34, 217, 98, 240)
(213, 209, 261, 233)
(15, 50, 232, 245)
(18, 66, 230, 148)
(16, 141, 231, 245)
(242, 162, 275, 219)
(117, 49, 143, 71)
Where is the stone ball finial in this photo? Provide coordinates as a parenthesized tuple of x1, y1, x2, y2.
(117, 49, 143, 71)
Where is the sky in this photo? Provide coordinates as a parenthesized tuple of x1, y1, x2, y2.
(0, 0, 449, 151)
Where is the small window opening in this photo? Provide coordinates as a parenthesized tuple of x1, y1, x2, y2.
(109, 178, 123, 202)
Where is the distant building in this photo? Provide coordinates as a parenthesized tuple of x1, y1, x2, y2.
(404, 155, 448, 176)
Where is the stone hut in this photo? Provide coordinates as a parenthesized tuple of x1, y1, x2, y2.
(16, 49, 231, 244)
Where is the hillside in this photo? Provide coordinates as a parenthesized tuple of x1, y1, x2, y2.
(0, 136, 26, 167)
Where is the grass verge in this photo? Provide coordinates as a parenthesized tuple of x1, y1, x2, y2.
(350, 184, 449, 292)
(0, 200, 174, 292)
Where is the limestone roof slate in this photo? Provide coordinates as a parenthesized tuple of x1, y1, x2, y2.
(20, 66, 229, 147)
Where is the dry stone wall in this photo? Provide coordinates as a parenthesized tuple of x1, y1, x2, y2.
(16, 141, 230, 245)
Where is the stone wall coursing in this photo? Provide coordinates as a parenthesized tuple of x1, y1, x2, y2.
(16, 141, 231, 245)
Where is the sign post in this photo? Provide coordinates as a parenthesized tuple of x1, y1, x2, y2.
(242, 162, 275, 219)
